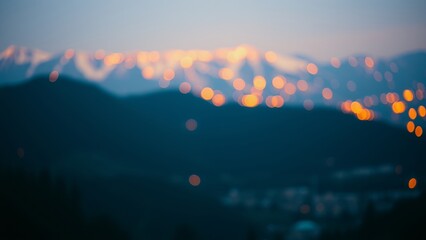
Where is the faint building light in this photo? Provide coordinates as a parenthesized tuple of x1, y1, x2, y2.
(341, 101, 352, 113)
(395, 165, 402, 175)
(179, 82, 191, 94)
(330, 57, 341, 68)
(300, 204, 311, 214)
(198, 51, 213, 62)
(189, 174, 201, 187)
(346, 80, 357, 92)
(348, 56, 358, 67)
(17, 147, 25, 159)
(364, 57, 375, 68)
(94, 49, 105, 60)
(306, 63, 318, 75)
(303, 100, 314, 111)
(384, 71, 393, 82)
(416, 89, 424, 100)
(284, 83, 296, 95)
(297, 80, 309, 92)
(373, 71, 382, 82)
(389, 63, 399, 73)
(159, 80, 170, 88)
(64, 49, 75, 59)
(148, 51, 160, 62)
(185, 119, 198, 131)
(163, 69, 175, 81)
(49, 71, 59, 83)
(104, 53, 123, 66)
(322, 88, 333, 100)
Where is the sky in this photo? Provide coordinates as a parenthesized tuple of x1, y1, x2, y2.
(0, 0, 426, 61)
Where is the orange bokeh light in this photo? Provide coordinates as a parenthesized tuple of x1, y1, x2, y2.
(189, 174, 201, 186)
(233, 78, 246, 91)
(415, 126, 423, 137)
(142, 66, 155, 79)
(264, 51, 278, 63)
(179, 82, 191, 94)
(392, 101, 406, 114)
(408, 108, 417, 120)
(272, 76, 286, 89)
(297, 80, 309, 92)
(364, 57, 375, 68)
(418, 105, 426, 117)
(403, 89, 414, 102)
(241, 94, 259, 107)
(253, 76, 266, 90)
(406, 121, 415, 133)
(284, 83, 296, 95)
(322, 88, 333, 100)
(408, 178, 417, 189)
(163, 69, 175, 81)
(306, 63, 318, 75)
(330, 57, 341, 68)
(201, 87, 214, 100)
(180, 56, 194, 69)
(212, 93, 226, 107)
(219, 68, 234, 81)
(49, 71, 59, 83)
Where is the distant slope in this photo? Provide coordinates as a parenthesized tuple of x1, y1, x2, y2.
(0, 76, 424, 186)
(1, 75, 425, 239)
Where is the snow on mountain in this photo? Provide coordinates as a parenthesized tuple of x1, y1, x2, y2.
(1, 45, 425, 134)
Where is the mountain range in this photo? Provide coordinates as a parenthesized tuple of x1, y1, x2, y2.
(1, 46, 426, 239)
(1, 45, 425, 131)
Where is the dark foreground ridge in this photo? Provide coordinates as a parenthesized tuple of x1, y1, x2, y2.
(0, 76, 425, 239)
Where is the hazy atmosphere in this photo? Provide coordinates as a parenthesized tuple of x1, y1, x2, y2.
(1, 1, 426, 240)
(1, 0, 426, 60)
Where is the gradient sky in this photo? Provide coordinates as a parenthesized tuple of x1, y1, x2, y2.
(1, 0, 426, 60)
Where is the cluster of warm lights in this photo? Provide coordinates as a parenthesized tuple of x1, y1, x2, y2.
(265, 95, 284, 108)
(341, 101, 375, 121)
(32, 45, 426, 137)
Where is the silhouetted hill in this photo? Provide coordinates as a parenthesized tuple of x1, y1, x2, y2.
(0, 166, 129, 240)
(1, 76, 425, 186)
(1, 76, 425, 239)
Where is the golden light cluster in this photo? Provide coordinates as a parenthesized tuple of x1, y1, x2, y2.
(341, 100, 375, 121)
(35, 45, 426, 137)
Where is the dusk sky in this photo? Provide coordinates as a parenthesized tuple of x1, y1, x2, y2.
(1, 0, 426, 61)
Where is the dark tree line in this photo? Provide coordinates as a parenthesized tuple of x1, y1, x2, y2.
(0, 166, 129, 240)
(321, 192, 426, 240)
